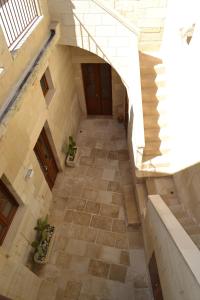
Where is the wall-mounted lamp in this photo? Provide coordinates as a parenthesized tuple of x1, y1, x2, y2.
(25, 167, 34, 180)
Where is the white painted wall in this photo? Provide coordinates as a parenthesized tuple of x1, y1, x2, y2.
(161, 0, 200, 173)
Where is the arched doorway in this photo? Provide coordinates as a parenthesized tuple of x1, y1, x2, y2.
(82, 63, 112, 115)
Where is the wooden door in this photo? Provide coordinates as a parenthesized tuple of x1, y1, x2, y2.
(0, 180, 18, 245)
(149, 253, 164, 300)
(0, 295, 13, 300)
(34, 128, 58, 190)
(82, 63, 112, 115)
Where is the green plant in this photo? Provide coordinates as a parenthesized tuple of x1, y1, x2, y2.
(31, 215, 49, 251)
(64, 136, 77, 161)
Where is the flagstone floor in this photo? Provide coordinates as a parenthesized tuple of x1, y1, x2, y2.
(37, 117, 152, 300)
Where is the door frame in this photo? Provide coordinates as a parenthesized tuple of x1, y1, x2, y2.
(34, 125, 59, 190)
(43, 122, 62, 171)
(148, 252, 164, 300)
(81, 63, 113, 115)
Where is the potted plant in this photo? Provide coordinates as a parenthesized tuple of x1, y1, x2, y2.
(63, 136, 78, 167)
(31, 215, 55, 264)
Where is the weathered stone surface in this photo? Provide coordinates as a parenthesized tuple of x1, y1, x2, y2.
(90, 216, 112, 231)
(85, 201, 101, 214)
(88, 259, 110, 278)
(64, 280, 82, 300)
(112, 220, 126, 233)
(109, 264, 127, 283)
(100, 204, 119, 218)
(120, 251, 130, 266)
(96, 230, 116, 247)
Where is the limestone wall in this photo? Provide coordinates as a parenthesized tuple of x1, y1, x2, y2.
(160, 0, 200, 222)
(147, 195, 200, 300)
(173, 164, 200, 225)
(0, 42, 81, 265)
(95, 0, 168, 49)
(70, 46, 126, 118)
(48, 0, 145, 172)
(0, 3, 82, 297)
(0, 0, 50, 109)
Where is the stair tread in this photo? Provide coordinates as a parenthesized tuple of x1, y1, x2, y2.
(178, 216, 196, 227)
(123, 198, 140, 227)
(136, 183, 148, 218)
(184, 224, 200, 235)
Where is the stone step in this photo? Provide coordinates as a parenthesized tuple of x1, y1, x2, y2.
(139, 53, 162, 65)
(140, 66, 156, 76)
(142, 87, 166, 102)
(135, 183, 148, 218)
(144, 114, 168, 129)
(140, 63, 165, 76)
(136, 169, 170, 179)
(178, 216, 196, 227)
(146, 178, 157, 195)
(184, 224, 200, 235)
(161, 195, 179, 206)
(154, 64, 165, 74)
(139, 42, 161, 52)
(143, 141, 170, 156)
(141, 159, 171, 172)
(146, 177, 177, 197)
(142, 102, 159, 116)
(143, 102, 170, 117)
(144, 128, 160, 141)
(190, 234, 200, 249)
(122, 185, 140, 227)
(169, 204, 187, 219)
(37, 280, 57, 300)
(141, 74, 166, 89)
(144, 127, 171, 142)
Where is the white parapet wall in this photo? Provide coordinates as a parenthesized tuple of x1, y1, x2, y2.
(48, 0, 145, 169)
(148, 194, 200, 300)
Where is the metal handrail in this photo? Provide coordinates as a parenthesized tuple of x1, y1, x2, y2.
(91, 0, 139, 35)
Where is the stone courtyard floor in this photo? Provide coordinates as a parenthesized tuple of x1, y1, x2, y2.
(37, 117, 152, 300)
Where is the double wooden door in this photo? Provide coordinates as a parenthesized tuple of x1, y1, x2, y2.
(34, 128, 58, 190)
(82, 63, 112, 115)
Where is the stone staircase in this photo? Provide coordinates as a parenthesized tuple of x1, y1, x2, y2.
(143, 176, 200, 250)
(138, 52, 172, 176)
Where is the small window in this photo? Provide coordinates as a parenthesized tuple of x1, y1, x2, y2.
(40, 68, 55, 105)
(0, 180, 18, 245)
(40, 73, 49, 97)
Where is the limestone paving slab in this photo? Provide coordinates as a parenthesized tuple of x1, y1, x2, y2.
(37, 118, 151, 300)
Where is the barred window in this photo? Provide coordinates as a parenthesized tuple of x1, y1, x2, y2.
(0, 0, 40, 50)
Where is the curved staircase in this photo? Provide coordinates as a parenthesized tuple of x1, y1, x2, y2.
(138, 52, 173, 177)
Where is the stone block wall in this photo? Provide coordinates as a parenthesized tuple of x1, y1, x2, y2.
(0, 0, 50, 109)
(0, 41, 81, 265)
(97, 0, 168, 49)
(174, 164, 200, 225)
(0, 2, 82, 297)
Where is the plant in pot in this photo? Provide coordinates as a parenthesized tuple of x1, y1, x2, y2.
(31, 215, 55, 264)
(63, 136, 78, 167)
